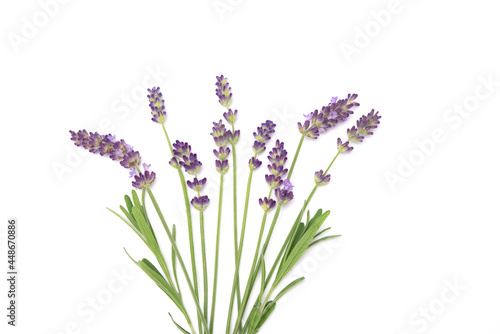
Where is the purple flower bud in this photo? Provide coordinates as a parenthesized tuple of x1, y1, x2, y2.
(314, 170, 331, 186)
(274, 187, 294, 205)
(211, 120, 227, 138)
(227, 130, 240, 144)
(337, 138, 353, 153)
(147, 87, 167, 123)
(259, 197, 276, 212)
(179, 153, 202, 175)
(223, 109, 238, 124)
(169, 157, 180, 169)
(267, 163, 288, 178)
(215, 159, 229, 174)
(214, 147, 231, 160)
(70, 130, 89, 147)
(120, 150, 141, 168)
(187, 177, 207, 192)
(214, 135, 228, 147)
(249, 157, 262, 170)
(215, 75, 232, 108)
(132, 171, 156, 189)
(253, 121, 276, 143)
(268, 140, 287, 166)
(252, 141, 266, 154)
(265, 174, 282, 189)
(191, 195, 210, 211)
(173, 140, 191, 158)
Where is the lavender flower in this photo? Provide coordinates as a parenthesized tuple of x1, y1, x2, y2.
(252, 141, 266, 154)
(215, 75, 232, 108)
(169, 157, 180, 169)
(214, 147, 231, 160)
(337, 138, 353, 153)
(253, 121, 276, 143)
(173, 140, 191, 158)
(214, 135, 228, 147)
(282, 179, 294, 191)
(187, 178, 207, 192)
(191, 196, 210, 211)
(274, 187, 294, 205)
(215, 159, 229, 174)
(249, 157, 262, 170)
(132, 171, 156, 189)
(147, 87, 167, 123)
(338, 110, 382, 153)
(69, 130, 155, 188)
(227, 130, 240, 144)
(179, 153, 202, 175)
(265, 174, 283, 189)
(314, 170, 331, 186)
(259, 197, 276, 212)
(223, 109, 238, 124)
(298, 94, 359, 139)
(211, 120, 227, 138)
(268, 164, 288, 178)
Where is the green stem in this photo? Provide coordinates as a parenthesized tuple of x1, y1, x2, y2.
(209, 173, 224, 332)
(200, 211, 208, 320)
(287, 133, 305, 179)
(226, 168, 254, 334)
(230, 123, 242, 313)
(147, 188, 209, 334)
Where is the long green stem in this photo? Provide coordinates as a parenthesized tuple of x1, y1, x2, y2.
(209, 173, 224, 332)
(147, 188, 209, 334)
(194, 174, 209, 323)
(287, 133, 305, 179)
(226, 168, 254, 334)
(230, 122, 242, 313)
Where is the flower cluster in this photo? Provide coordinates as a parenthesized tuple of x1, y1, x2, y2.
(215, 75, 232, 108)
(69, 130, 155, 189)
(337, 109, 382, 154)
(298, 94, 359, 139)
(314, 170, 331, 186)
(274, 179, 294, 205)
(147, 87, 167, 124)
(212, 120, 231, 174)
(172, 140, 202, 175)
(249, 121, 276, 170)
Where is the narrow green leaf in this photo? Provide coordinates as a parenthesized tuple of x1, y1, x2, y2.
(169, 313, 191, 334)
(256, 301, 276, 331)
(274, 277, 305, 302)
(124, 195, 134, 215)
(132, 207, 159, 253)
(120, 205, 139, 231)
(107, 208, 144, 242)
(314, 227, 331, 239)
(137, 259, 182, 310)
(247, 307, 261, 334)
(304, 209, 323, 232)
(131, 189, 142, 211)
(306, 210, 310, 224)
(309, 235, 341, 248)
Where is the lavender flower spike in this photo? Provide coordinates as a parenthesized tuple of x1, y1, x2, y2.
(249, 157, 262, 170)
(337, 138, 353, 153)
(132, 171, 156, 189)
(216, 159, 229, 174)
(274, 187, 294, 205)
(187, 177, 207, 192)
(191, 195, 210, 211)
(314, 170, 331, 186)
(215, 75, 232, 108)
(259, 197, 276, 212)
(223, 109, 238, 124)
(147, 87, 167, 123)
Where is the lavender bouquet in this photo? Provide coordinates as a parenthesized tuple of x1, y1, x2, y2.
(70, 75, 381, 334)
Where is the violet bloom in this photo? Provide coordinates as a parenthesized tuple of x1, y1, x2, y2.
(173, 140, 191, 158)
(191, 196, 210, 211)
(253, 121, 276, 143)
(215, 160, 229, 174)
(179, 153, 202, 175)
(337, 138, 353, 153)
(214, 147, 231, 160)
(227, 130, 240, 144)
(249, 157, 262, 170)
(314, 170, 331, 186)
(298, 94, 359, 139)
(147, 87, 167, 123)
(252, 141, 266, 154)
(223, 109, 238, 124)
(338, 110, 382, 153)
(282, 179, 294, 191)
(187, 178, 207, 192)
(259, 197, 276, 212)
(265, 174, 283, 189)
(69, 130, 156, 188)
(132, 171, 156, 189)
(215, 75, 232, 108)
(274, 187, 294, 205)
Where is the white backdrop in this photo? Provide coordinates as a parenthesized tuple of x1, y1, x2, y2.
(1, 0, 500, 333)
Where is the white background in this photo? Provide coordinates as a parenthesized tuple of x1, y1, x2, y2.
(1, 0, 500, 333)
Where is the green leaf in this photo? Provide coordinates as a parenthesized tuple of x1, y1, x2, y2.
(314, 227, 331, 239)
(168, 313, 191, 334)
(120, 205, 139, 231)
(304, 209, 323, 232)
(256, 301, 276, 331)
(274, 277, 305, 302)
(124, 195, 134, 215)
(309, 235, 341, 248)
(275, 210, 330, 285)
(247, 307, 262, 334)
(131, 190, 142, 211)
(107, 208, 144, 242)
(132, 207, 159, 253)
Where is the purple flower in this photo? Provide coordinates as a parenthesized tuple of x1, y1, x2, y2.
(147, 87, 167, 123)
(265, 174, 283, 189)
(282, 179, 294, 191)
(227, 130, 240, 144)
(173, 140, 191, 158)
(179, 153, 202, 175)
(268, 140, 287, 166)
(191, 195, 210, 211)
(215, 75, 232, 108)
(274, 187, 294, 205)
(259, 197, 276, 212)
(169, 157, 180, 169)
(70, 130, 89, 147)
(214, 147, 231, 160)
(337, 138, 353, 153)
(211, 120, 227, 138)
(215, 159, 229, 174)
(314, 170, 331, 186)
(267, 163, 288, 178)
(132, 171, 156, 189)
(249, 157, 262, 170)
(214, 135, 228, 147)
(187, 177, 207, 192)
(223, 109, 238, 124)
(253, 121, 276, 143)
(120, 150, 141, 168)
(298, 94, 359, 139)
(347, 109, 382, 143)
(252, 141, 266, 154)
